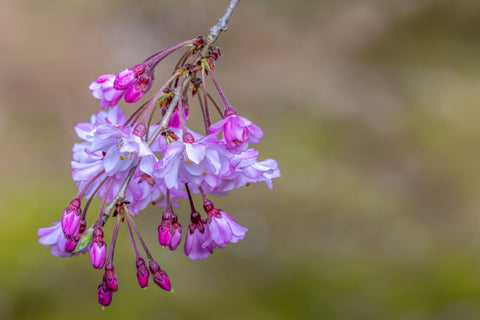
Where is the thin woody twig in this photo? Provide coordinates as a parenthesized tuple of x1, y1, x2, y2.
(200, 0, 240, 56)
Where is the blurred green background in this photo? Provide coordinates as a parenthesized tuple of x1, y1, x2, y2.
(2, 0, 480, 319)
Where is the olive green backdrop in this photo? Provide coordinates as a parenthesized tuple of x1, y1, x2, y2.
(2, 0, 480, 319)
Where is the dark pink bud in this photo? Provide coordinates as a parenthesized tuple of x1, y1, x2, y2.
(61, 199, 82, 239)
(133, 123, 146, 137)
(158, 210, 172, 247)
(136, 258, 149, 288)
(98, 280, 113, 307)
(90, 240, 106, 269)
(104, 264, 118, 292)
(149, 260, 171, 291)
(90, 227, 106, 268)
(158, 225, 172, 247)
(158, 210, 182, 250)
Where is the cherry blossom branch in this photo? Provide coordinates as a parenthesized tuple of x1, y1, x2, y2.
(143, 38, 198, 66)
(146, 78, 189, 146)
(199, 0, 240, 57)
(102, 167, 137, 221)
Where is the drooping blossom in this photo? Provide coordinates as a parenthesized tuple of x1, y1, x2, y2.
(184, 211, 213, 260)
(209, 107, 263, 153)
(202, 200, 247, 249)
(211, 150, 281, 196)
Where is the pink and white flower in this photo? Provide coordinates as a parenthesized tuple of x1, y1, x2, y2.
(184, 211, 213, 260)
(209, 108, 263, 153)
(89, 74, 126, 109)
(202, 202, 248, 249)
(153, 132, 231, 192)
(38, 221, 84, 257)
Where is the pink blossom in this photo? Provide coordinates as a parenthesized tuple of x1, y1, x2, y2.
(209, 149, 281, 196)
(38, 221, 83, 257)
(202, 204, 247, 249)
(153, 132, 231, 191)
(209, 108, 263, 153)
(184, 211, 213, 259)
(89, 74, 126, 109)
(124, 172, 162, 216)
(71, 106, 128, 198)
(89, 123, 156, 176)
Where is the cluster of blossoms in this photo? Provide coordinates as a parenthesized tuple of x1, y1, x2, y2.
(38, 34, 280, 307)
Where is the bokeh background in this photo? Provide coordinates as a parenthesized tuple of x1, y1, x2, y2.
(2, 0, 480, 319)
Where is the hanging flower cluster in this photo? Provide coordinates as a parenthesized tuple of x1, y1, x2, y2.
(38, 34, 280, 306)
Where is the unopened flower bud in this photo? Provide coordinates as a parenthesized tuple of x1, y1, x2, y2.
(104, 264, 118, 292)
(158, 224, 172, 247)
(158, 210, 172, 247)
(90, 227, 106, 269)
(61, 198, 82, 239)
(136, 258, 149, 288)
(158, 210, 182, 250)
(114, 68, 136, 90)
(98, 280, 113, 307)
(149, 260, 171, 291)
(124, 73, 153, 103)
